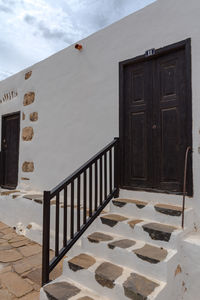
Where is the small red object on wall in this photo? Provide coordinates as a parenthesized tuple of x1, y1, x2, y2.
(75, 44, 83, 51)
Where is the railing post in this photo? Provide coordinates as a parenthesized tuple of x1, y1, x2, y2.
(42, 191, 51, 286)
(114, 137, 120, 198)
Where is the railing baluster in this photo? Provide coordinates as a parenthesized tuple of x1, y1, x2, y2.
(104, 152, 107, 199)
(95, 161, 98, 211)
(114, 138, 119, 198)
(99, 157, 103, 205)
(77, 176, 81, 231)
(71, 181, 74, 239)
(42, 191, 50, 286)
(109, 149, 112, 194)
(63, 186, 67, 247)
(55, 193, 60, 257)
(83, 171, 87, 224)
(89, 165, 92, 217)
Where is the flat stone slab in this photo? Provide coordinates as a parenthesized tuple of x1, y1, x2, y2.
(44, 281, 81, 300)
(0, 249, 23, 262)
(95, 262, 123, 289)
(23, 252, 42, 267)
(142, 223, 177, 242)
(100, 214, 128, 227)
(13, 261, 32, 274)
(68, 254, 96, 272)
(23, 194, 43, 201)
(123, 272, 159, 299)
(128, 219, 143, 229)
(7, 235, 28, 243)
(78, 297, 94, 300)
(0, 271, 33, 298)
(25, 267, 42, 285)
(0, 222, 9, 230)
(0, 190, 20, 196)
(133, 244, 168, 264)
(0, 289, 14, 300)
(0, 243, 13, 250)
(108, 239, 136, 250)
(154, 204, 182, 216)
(88, 232, 113, 243)
(18, 244, 42, 257)
(113, 199, 147, 209)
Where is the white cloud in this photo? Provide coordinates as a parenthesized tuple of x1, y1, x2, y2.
(0, 0, 155, 81)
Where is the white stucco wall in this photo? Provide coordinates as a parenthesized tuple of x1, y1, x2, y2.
(0, 0, 200, 217)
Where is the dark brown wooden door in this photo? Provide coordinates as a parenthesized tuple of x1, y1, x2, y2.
(121, 44, 192, 195)
(1, 112, 20, 189)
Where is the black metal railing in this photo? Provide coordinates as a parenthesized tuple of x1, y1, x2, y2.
(42, 138, 119, 285)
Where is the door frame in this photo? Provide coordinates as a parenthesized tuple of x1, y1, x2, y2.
(1, 111, 20, 189)
(119, 38, 193, 196)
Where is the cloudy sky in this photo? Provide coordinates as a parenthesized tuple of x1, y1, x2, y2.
(0, 0, 155, 81)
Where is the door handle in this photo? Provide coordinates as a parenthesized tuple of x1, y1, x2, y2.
(2, 139, 7, 149)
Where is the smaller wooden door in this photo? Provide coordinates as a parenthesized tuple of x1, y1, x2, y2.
(1, 112, 20, 189)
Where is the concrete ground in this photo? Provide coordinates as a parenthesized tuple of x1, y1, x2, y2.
(0, 221, 63, 299)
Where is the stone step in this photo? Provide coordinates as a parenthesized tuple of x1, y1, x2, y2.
(68, 253, 96, 272)
(96, 213, 182, 249)
(62, 253, 165, 299)
(112, 199, 148, 209)
(40, 277, 111, 300)
(81, 231, 177, 281)
(142, 223, 177, 242)
(154, 204, 182, 216)
(110, 199, 193, 229)
(133, 244, 168, 264)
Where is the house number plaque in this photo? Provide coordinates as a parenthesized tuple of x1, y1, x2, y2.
(145, 48, 156, 57)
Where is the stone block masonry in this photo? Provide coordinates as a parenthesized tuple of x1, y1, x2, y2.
(25, 71, 32, 80)
(30, 112, 38, 122)
(22, 162, 34, 173)
(22, 127, 34, 141)
(23, 92, 35, 106)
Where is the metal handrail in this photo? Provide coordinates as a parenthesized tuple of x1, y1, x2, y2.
(182, 146, 192, 229)
(42, 138, 120, 285)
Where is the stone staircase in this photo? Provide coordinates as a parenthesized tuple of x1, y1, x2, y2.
(40, 195, 194, 300)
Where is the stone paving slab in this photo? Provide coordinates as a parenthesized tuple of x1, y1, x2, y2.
(0, 221, 64, 299)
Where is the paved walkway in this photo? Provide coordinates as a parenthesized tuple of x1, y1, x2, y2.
(0, 221, 63, 299)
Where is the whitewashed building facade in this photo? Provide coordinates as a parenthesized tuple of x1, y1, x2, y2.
(1, 0, 200, 299)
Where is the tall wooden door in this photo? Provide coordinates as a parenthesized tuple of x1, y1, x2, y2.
(120, 40, 192, 195)
(1, 112, 20, 189)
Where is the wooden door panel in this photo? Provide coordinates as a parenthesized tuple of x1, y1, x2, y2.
(1, 113, 20, 189)
(155, 50, 185, 192)
(161, 107, 179, 182)
(130, 112, 147, 181)
(123, 61, 153, 188)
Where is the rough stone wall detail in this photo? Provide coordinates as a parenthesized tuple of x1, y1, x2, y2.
(22, 162, 34, 172)
(25, 71, 32, 80)
(21, 80, 36, 185)
(30, 112, 38, 122)
(22, 127, 34, 141)
(21, 177, 30, 181)
(23, 92, 35, 106)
